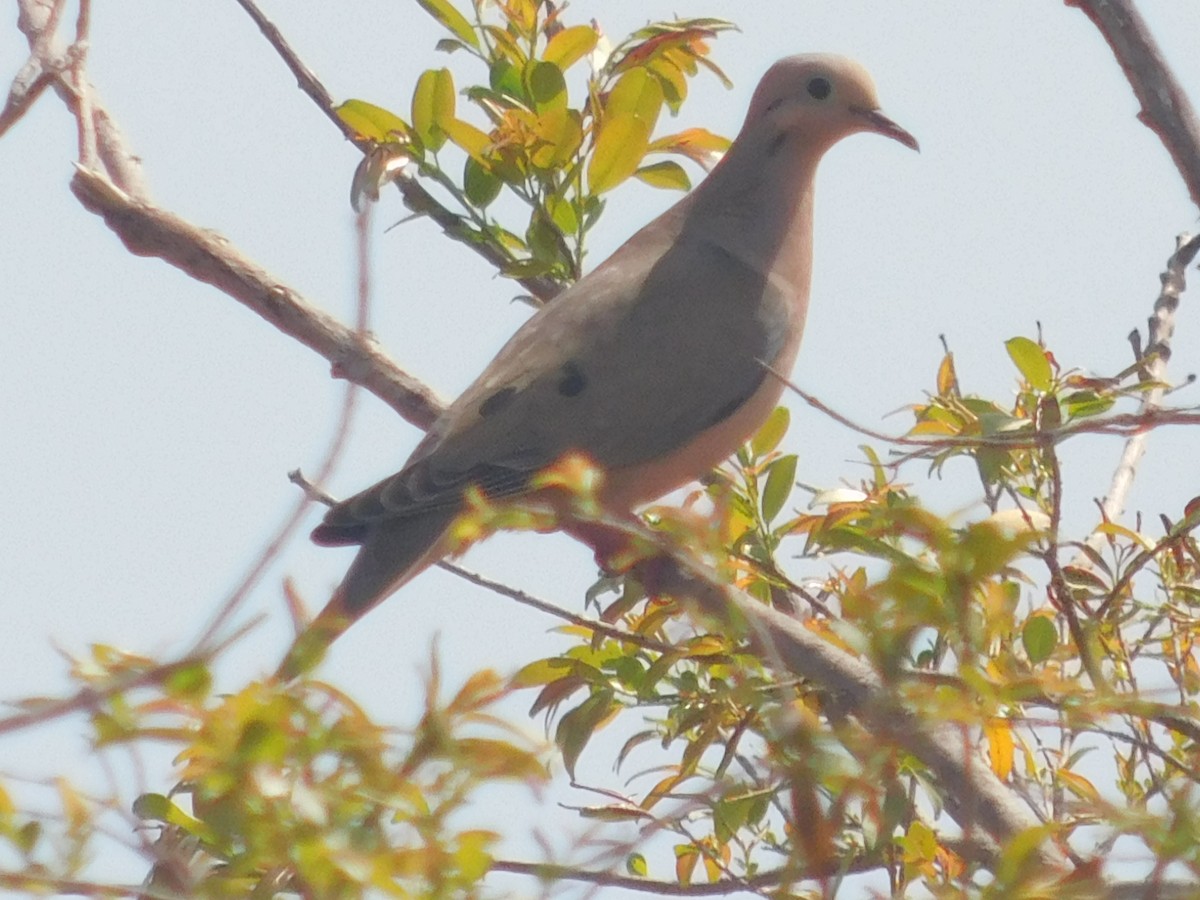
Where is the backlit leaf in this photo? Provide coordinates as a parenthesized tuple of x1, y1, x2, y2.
(412, 67, 456, 151)
(587, 114, 650, 194)
(443, 117, 492, 163)
(526, 60, 567, 111)
(1022, 614, 1056, 664)
(634, 160, 690, 191)
(606, 68, 664, 132)
(1005, 336, 1053, 391)
(335, 99, 409, 142)
(984, 718, 1014, 780)
(762, 454, 798, 523)
(414, 0, 479, 50)
(544, 24, 599, 71)
(750, 406, 790, 458)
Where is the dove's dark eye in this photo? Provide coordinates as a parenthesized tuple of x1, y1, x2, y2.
(807, 77, 832, 100)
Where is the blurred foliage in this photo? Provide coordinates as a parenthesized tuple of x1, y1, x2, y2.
(3, 0, 1200, 898)
(340, 0, 734, 286)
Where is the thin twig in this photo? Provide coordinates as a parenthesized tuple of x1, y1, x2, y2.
(68, 0, 95, 166)
(437, 561, 677, 655)
(0, 618, 258, 737)
(488, 858, 868, 895)
(1096, 506, 1200, 619)
(231, 0, 563, 304)
(771, 363, 1200, 451)
(561, 511, 1067, 869)
(195, 208, 374, 650)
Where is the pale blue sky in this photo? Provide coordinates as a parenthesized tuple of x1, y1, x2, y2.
(3, 1, 1200, 892)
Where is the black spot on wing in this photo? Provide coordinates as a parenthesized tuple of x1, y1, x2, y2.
(557, 361, 586, 397)
(479, 386, 517, 418)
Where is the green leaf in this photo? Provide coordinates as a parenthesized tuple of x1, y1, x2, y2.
(750, 406, 790, 458)
(443, 117, 492, 162)
(412, 67, 456, 151)
(1062, 390, 1115, 419)
(545, 192, 580, 234)
(555, 691, 617, 778)
(761, 454, 798, 523)
(587, 114, 650, 194)
(1005, 336, 1053, 391)
(626, 853, 648, 877)
(543, 24, 599, 71)
(335, 99, 409, 142)
(489, 57, 525, 102)
(526, 60, 568, 111)
(463, 157, 502, 207)
(634, 160, 690, 191)
(1022, 615, 1056, 664)
(414, 0, 479, 50)
(133, 793, 215, 842)
(606, 68, 664, 133)
(529, 108, 583, 169)
(164, 661, 211, 699)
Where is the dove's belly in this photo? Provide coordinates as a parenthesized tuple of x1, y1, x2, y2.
(601, 331, 800, 510)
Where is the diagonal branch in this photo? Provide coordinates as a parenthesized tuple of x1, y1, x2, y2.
(232, 0, 563, 304)
(1070, 0, 1200, 211)
(70, 166, 445, 429)
(561, 515, 1068, 871)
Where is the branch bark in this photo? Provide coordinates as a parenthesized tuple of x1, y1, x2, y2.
(69, 166, 445, 430)
(1071, 0, 1200, 212)
(563, 517, 1069, 871)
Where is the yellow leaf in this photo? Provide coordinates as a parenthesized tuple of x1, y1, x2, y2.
(587, 114, 650, 194)
(642, 773, 684, 810)
(414, 0, 479, 49)
(984, 718, 1014, 781)
(634, 160, 691, 191)
(412, 67, 456, 151)
(1057, 768, 1100, 802)
(443, 118, 493, 163)
(674, 844, 699, 885)
(936, 351, 959, 395)
(543, 25, 598, 70)
(511, 658, 569, 687)
(606, 68, 664, 132)
(335, 99, 409, 142)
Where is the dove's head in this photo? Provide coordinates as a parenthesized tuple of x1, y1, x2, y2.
(743, 54, 918, 153)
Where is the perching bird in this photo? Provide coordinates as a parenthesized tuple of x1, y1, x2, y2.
(280, 54, 917, 677)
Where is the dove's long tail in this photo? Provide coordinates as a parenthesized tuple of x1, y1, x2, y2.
(276, 507, 459, 680)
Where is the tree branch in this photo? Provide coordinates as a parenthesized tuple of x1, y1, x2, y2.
(561, 516, 1068, 871)
(69, 166, 445, 429)
(1096, 232, 1200, 527)
(1071, 0, 1200, 212)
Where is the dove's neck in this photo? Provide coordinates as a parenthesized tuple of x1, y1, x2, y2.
(681, 126, 821, 291)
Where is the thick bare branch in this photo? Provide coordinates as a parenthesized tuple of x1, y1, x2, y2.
(562, 516, 1068, 871)
(1071, 0, 1200, 211)
(69, 166, 445, 429)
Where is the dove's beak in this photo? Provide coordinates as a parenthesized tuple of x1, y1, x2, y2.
(851, 106, 920, 152)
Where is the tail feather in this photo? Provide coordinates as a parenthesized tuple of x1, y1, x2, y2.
(276, 507, 459, 679)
